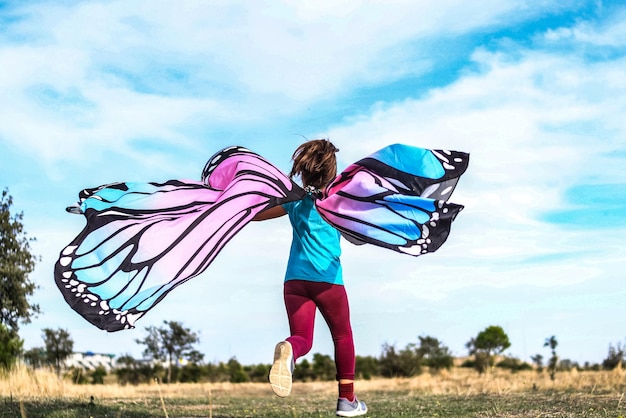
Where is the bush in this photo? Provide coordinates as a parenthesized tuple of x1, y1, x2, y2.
(293, 358, 316, 382)
(0, 324, 23, 370)
(460, 358, 475, 369)
(417, 336, 454, 372)
(584, 362, 601, 371)
(312, 353, 336, 381)
(496, 357, 532, 373)
(602, 342, 624, 370)
(227, 358, 249, 383)
(355, 355, 378, 380)
(91, 366, 107, 384)
(558, 359, 580, 372)
(244, 363, 270, 383)
(179, 363, 203, 383)
(378, 343, 421, 378)
(66, 367, 88, 384)
(115, 355, 164, 385)
(203, 362, 230, 383)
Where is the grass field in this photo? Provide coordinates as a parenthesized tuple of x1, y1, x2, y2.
(2, 365, 625, 417)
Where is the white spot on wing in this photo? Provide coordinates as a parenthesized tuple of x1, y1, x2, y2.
(62, 246, 77, 255)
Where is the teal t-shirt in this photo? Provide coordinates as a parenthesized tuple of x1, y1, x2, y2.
(282, 195, 343, 285)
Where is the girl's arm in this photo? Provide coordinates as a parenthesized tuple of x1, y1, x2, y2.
(252, 205, 286, 221)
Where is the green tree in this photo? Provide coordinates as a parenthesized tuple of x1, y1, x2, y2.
(67, 366, 88, 384)
(43, 328, 74, 376)
(91, 365, 107, 384)
(293, 358, 315, 381)
(466, 326, 511, 374)
(544, 335, 558, 380)
(23, 346, 47, 368)
(355, 355, 379, 380)
(0, 189, 40, 336)
(204, 361, 230, 382)
(312, 353, 336, 380)
(416, 335, 454, 372)
(378, 342, 421, 377)
(244, 363, 269, 383)
(558, 358, 577, 371)
(602, 341, 625, 370)
(115, 354, 139, 385)
(187, 349, 205, 365)
(530, 353, 544, 372)
(115, 354, 156, 385)
(0, 323, 23, 369)
(227, 357, 249, 383)
(136, 320, 200, 383)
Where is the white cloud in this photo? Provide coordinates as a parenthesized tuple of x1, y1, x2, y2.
(1, 0, 572, 167)
(324, 35, 626, 298)
(544, 7, 626, 47)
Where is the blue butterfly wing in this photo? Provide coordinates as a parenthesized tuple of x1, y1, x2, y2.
(316, 144, 469, 256)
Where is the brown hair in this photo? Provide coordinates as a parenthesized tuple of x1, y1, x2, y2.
(289, 139, 339, 189)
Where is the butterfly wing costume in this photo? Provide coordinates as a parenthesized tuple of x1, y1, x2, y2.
(54, 144, 469, 331)
(317, 144, 468, 256)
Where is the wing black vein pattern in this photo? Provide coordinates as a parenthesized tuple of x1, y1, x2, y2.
(315, 144, 469, 256)
(54, 143, 469, 332)
(54, 146, 304, 332)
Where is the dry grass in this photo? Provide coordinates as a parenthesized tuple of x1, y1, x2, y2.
(360, 366, 626, 396)
(2, 365, 625, 417)
(2, 363, 625, 400)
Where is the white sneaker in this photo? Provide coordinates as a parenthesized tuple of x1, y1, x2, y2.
(269, 341, 294, 397)
(336, 397, 368, 417)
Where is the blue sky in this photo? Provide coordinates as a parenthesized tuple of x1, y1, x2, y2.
(1, 0, 625, 366)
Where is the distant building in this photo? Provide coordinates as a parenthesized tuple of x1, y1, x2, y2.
(64, 352, 116, 371)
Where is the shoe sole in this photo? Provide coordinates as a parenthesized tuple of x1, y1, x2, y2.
(336, 406, 368, 417)
(336, 399, 368, 417)
(336, 409, 368, 417)
(269, 342, 292, 397)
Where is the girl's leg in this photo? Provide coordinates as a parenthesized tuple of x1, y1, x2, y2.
(312, 284, 355, 382)
(270, 280, 316, 398)
(283, 280, 317, 360)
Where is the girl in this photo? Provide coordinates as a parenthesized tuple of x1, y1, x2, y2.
(253, 139, 368, 417)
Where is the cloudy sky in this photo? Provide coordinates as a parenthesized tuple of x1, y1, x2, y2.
(2, 0, 625, 367)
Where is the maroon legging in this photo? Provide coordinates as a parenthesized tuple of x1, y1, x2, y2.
(283, 279, 355, 381)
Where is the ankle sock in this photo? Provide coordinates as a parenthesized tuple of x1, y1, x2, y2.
(339, 382, 354, 402)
